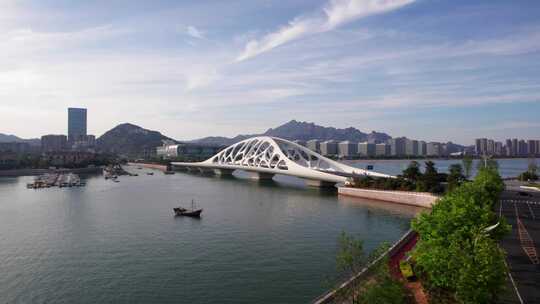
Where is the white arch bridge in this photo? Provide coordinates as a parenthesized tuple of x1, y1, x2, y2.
(172, 136, 391, 187)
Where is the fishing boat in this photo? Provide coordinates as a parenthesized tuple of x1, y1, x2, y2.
(174, 200, 203, 217)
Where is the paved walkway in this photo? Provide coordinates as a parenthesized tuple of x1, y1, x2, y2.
(497, 189, 540, 304)
(387, 233, 429, 304)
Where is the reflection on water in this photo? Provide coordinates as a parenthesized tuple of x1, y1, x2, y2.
(338, 194, 426, 218)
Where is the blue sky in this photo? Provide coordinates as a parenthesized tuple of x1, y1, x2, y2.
(1, 0, 539, 144)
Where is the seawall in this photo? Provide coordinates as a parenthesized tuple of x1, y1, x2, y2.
(338, 187, 439, 208)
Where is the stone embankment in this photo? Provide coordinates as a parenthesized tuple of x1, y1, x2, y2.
(338, 187, 439, 208)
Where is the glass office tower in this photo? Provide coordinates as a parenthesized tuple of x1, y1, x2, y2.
(68, 107, 87, 142)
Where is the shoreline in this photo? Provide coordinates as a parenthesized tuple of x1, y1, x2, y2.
(0, 167, 103, 177)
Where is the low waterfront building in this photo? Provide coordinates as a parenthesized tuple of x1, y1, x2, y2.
(338, 141, 357, 157)
(0, 142, 31, 153)
(156, 141, 224, 159)
(319, 140, 338, 156)
(41, 135, 67, 152)
(0, 152, 18, 169)
(358, 142, 375, 157)
(72, 134, 96, 151)
(43, 151, 97, 167)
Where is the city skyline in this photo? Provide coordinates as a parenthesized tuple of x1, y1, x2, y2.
(1, 0, 540, 142)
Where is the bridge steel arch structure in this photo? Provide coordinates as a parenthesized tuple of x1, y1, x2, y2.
(172, 136, 391, 186)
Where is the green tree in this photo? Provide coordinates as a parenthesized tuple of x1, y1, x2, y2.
(336, 231, 366, 275)
(520, 157, 539, 181)
(462, 155, 473, 179)
(412, 169, 510, 303)
(454, 233, 508, 303)
(402, 161, 422, 181)
(474, 167, 505, 205)
(418, 161, 441, 193)
(447, 164, 465, 191)
(334, 236, 406, 304)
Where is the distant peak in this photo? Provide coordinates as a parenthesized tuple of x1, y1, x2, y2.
(116, 123, 141, 129)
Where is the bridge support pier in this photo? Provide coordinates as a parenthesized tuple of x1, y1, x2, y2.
(214, 168, 235, 176)
(248, 172, 275, 180)
(305, 179, 336, 188)
(173, 165, 188, 172)
(198, 167, 215, 175)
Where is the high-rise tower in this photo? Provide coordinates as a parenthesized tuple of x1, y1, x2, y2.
(68, 107, 87, 142)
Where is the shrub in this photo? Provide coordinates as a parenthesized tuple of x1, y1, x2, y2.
(519, 171, 538, 181)
(358, 276, 408, 304)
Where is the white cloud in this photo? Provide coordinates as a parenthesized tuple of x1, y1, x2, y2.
(186, 25, 204, 39)
(236, 0, 414, 61)
(323, 0, 415, 30)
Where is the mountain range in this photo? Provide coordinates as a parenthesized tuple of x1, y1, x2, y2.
(191, 120, 392, 146)
(0, 133, 41, 146)
(3, 120, 467, 156)
(96, 123, 176, 157)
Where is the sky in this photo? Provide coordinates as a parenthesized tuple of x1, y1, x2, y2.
(1, 0, 539, 144)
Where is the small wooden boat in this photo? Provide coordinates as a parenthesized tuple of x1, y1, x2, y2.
(174, 200, 203, 217)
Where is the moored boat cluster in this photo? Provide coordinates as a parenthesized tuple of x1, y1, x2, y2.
(26, 173, 85, 189)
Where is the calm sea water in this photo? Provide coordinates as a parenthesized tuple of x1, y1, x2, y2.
(346, 158, 539, 178)
(0, 166, 418, 304)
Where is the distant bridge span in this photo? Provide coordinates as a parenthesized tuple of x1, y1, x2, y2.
(172, 136, 391, 186)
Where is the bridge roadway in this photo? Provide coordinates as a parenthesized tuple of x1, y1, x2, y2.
(172, 136, 391, 187)
(171, 161, 351, 187)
